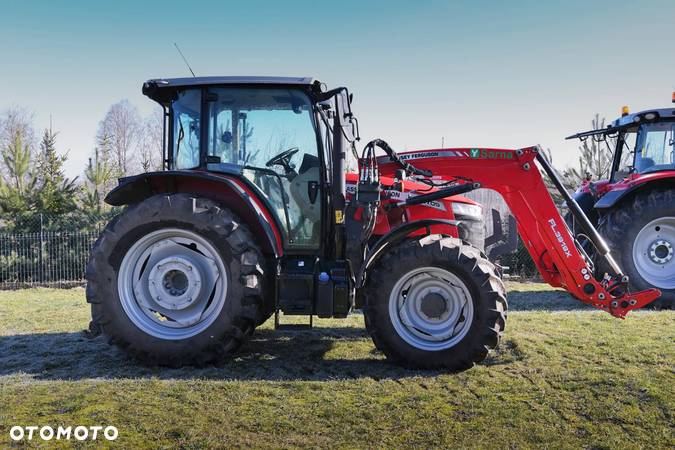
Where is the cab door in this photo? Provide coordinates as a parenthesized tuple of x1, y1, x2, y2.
(205, 87, 323, 250)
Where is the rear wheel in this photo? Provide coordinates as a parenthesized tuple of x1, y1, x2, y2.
(362, 235, 507, 371)
(600, 189, 675, 309)
(86, 194, 266, 366)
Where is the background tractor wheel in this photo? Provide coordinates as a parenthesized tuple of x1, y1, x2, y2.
(600, 189, 675, 309)
(362, 235, 507, 371)
(86, 194, 267, 366)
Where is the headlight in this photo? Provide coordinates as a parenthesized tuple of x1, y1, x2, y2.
(451, 202, 483, 219)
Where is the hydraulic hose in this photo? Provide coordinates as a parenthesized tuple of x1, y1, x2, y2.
(366, 139, 433, 177)
(535, 150, 623, 276)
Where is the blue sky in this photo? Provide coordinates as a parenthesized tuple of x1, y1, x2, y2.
(0, 0, 673, 178)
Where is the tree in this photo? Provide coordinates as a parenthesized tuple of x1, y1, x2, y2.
(97, 100, 141, 177)
(0, 107, 36, 158)
(0, 132, 38, 213)
(34, 127, 79, 214)
(563, 114, 615, 185)
(541, 114, 616, 204)
(138, 107, 164, 172)
(82, 147, 114, 214)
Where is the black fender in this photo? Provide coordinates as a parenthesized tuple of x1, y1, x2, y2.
(594, 178, 675, 210)
(572, 190, 599, 225)
(354, 219, 459, 302)
(105, 170, 283, 257)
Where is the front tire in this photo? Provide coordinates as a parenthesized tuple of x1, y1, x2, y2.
(86, 194, 266, 366)
(601, 189, 675, 309)
(362, 235, 507, 371)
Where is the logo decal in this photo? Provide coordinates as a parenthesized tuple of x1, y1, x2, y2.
(470, 149, 513, 159)
(548, 218, 573, 258)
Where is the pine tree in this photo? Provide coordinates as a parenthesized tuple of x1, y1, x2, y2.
(82, 148, 113, 214)
(35, 127, 79, 214)
(0, 131, 38, 213)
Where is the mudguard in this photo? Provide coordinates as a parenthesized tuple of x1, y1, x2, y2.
(105, 170, 284, 257)
(595, 176, 675, 210)
(355, 218, 459, 296)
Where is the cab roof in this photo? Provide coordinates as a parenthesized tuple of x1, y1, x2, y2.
(142, 76, 318, 106)
(566, 107, 675, 140)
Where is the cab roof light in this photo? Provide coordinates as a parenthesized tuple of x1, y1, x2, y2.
(621, 105, 629, 116)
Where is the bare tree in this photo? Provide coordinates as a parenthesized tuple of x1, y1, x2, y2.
(565, 114, 616, 184)
(137, 107, 164, 172)
(96, 100, 141, 176)
(0, 107, 36, 159)
(540, 114, 618, 205)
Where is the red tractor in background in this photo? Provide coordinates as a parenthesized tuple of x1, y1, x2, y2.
(86, 76, 660, 372)
(566, 94, 675, 308)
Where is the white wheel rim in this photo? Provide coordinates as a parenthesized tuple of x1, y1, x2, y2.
(388, 267, 474, 351)
(117, 228, 228, 340)
(632, 217, 675, 289)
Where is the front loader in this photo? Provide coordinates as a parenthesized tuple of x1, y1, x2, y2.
(86, 77, 660, 371)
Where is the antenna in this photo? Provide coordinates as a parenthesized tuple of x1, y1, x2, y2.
(174, 43, 196, 77)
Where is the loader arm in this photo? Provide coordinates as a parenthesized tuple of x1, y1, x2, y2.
(376, 146, 661, 318)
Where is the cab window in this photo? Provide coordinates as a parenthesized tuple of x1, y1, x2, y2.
(171, 89, 201, 170)
(635, 122, 675, 174)
(205, 87, 322, 249)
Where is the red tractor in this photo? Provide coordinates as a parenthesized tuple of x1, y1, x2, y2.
(86, 77, 659, 371)
(566, 96, 675, 308)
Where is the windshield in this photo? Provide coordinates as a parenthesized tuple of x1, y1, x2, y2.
(634, 122, 675, 174)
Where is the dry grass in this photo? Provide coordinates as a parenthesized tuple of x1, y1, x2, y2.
(0, 283, 673, 449)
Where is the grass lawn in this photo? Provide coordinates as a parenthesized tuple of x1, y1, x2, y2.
(0, 282, 673, 449)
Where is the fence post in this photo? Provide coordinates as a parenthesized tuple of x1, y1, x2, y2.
(40, 212, 45, 283)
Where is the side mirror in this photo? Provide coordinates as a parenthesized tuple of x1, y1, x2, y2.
(336, 92, 356, 142)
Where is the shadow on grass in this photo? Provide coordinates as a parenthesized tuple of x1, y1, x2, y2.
(1, 327, 502, 382)
(0, 289, 593, 382)
(507, 289, 595, 312)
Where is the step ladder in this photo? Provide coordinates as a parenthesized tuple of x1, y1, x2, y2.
(274, 310, 313, 331)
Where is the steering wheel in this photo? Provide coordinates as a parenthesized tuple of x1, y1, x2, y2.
(266, 147, 299, 176)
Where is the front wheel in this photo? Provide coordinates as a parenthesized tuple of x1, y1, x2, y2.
(601, 189, 675, 309)
(362, 235, 507, 371)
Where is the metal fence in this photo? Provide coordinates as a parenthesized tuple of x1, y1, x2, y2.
(0, 213, 109, 289)
(466, 189, 538, 279)
(0, 201, 537, 289)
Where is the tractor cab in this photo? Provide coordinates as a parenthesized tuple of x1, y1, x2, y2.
(567, 101, 675, 183)
(142, 76, 357, 254)
(610, 107, 675, 180)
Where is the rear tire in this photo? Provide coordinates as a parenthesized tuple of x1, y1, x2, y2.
(86, 194, 267, 366)
(600, 189, 675, 309)
(362, 235, 507, 371)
